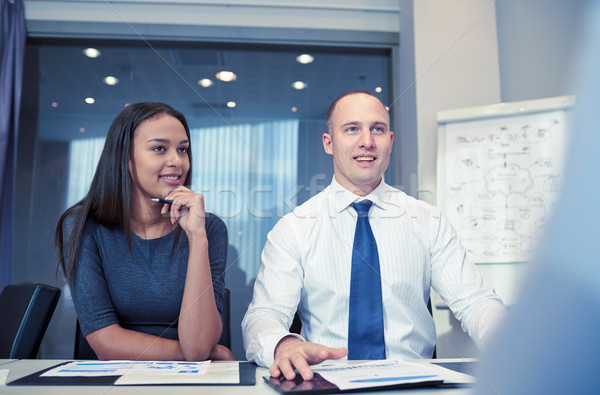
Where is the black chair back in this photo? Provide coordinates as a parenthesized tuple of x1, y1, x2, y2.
(0, 283, 61, 358)
(74, 320, 98, 360)
(218, 288, 231, 349)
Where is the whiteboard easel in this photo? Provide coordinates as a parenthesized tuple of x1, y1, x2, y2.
(437, 96, 575, 264)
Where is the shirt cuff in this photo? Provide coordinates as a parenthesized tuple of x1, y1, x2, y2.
(252, 329, 306, 367)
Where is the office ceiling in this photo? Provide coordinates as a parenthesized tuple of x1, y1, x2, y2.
(25, 41, 391, 141)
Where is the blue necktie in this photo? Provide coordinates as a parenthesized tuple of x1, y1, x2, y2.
(348, 200, 386, 360)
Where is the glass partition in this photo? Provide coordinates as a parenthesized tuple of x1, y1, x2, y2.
(17, 39, 391, 358)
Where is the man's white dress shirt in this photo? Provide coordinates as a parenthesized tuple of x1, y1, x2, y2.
(242, 178, 506, 367)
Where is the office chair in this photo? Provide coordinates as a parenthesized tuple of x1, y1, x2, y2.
(290, 298, 437, 359)
(218, 288, 231, 349)
(289, 312, 303, 335)
(74, 320, 97, 360)
(74, 288, 232, 359)
(0, 283, 61, 359)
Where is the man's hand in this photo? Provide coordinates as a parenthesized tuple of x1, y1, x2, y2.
(270, 336, 348, 381)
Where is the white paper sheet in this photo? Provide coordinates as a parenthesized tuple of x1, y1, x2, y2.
(419, 362, 476, 385)
(114, 361, 239, 385)
(312, 359, 444, 391)
(0, 369, 9, 385)
(40, 360, 209, 377)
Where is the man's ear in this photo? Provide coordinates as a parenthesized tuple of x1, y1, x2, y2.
(323, 132, 333, 155)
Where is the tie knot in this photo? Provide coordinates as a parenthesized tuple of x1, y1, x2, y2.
(351, 200, 373, 216)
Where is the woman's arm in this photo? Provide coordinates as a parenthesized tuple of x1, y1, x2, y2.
(165, 187, 224, 361)
(72, 207, 230, 360)
(87, 324, 185, 360)
(87, 324, 234, 361)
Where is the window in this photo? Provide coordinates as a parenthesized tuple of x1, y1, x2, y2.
(18, 39, 391, 357)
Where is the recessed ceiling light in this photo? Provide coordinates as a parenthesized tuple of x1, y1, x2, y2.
(85, 97, 95, 104)
(227, 101, 236, 108)
(216, 71, 237, 82)
(83, 48, 101, 58)
(292, 81, 307, 90)
(51, 102, 58, 108)
(198, 78, 214, 87)
(296, 54, 314, 64)
(103, 76, 119, 85)
(385, 106, 390, 111)
(375, 86, 383, 93)
(291, 106, 298, 112)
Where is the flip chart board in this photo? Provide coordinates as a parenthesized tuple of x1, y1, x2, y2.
(437, 96, 575, 263)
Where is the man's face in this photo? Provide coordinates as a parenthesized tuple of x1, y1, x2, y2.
(323, 93, 394, 196)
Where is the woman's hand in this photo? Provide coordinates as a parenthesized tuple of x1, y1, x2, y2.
(163, 187, 221, 360)
(209, 344, 236, 361)
(162, 186, 206, 237)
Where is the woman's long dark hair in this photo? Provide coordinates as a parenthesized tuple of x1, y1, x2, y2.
(56, 102, 192, 284)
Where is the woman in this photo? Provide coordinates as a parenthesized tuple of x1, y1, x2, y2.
(56, 102, 234, 361)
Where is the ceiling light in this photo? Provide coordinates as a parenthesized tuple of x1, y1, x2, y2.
(198, 78, 214, 87)
(85, 97, 95, 104)
(296, 54, 314, 64)
(292, 81, 307, 90)
(375, 86, 383, 93)
(385, 106, 390, 111)
(103, 76, 119, 85)
(227, 101, 236, 108)
(216, 71, 237, 82)
(83, 48, 101, 58)
(51, 102, 58, 108)
(291, 106, 298, 112)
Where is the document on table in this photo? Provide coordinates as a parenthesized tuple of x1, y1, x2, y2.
(40, 360, 210, 377)
(311, 359, 473, 391)
(115, 361, 240, 385)
(38, 360, 240, 385)
(0, 369, 9, 385)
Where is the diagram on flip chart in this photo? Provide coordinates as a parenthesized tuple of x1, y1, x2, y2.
(437, 97, 574, 263)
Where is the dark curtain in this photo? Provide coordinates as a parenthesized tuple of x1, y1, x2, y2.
(0, 0, 25, 289)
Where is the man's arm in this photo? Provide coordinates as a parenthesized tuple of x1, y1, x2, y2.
(242, 216, 306, 366)
(430, 209, 507, 348)
(242, 216, 347, 373)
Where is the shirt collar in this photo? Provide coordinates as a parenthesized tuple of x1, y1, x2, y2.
(329, 177, 395, 213)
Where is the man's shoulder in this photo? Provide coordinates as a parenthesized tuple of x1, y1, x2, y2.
(289, 186, 331, 218)
(271, 187, 330, 236)
(381, 184, 441, 218)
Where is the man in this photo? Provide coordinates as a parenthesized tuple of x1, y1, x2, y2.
(242, 90, 506, 380)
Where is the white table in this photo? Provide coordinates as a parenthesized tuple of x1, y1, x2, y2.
(0, 359, 475, 394)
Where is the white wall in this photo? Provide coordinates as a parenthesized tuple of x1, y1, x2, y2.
(496, 0, 584, 103)
(401, 0, 585, 357)
(399, 0, 505, 358)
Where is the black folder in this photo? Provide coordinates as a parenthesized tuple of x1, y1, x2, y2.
(262, 361, 476, 394)
(8, 361, 256, 386)
(263, 373, 443, 395)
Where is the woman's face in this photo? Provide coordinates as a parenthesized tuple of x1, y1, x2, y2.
(128, 114, 190, 203)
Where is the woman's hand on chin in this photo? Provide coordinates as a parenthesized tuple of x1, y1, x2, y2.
(162, 186, 206, 237)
